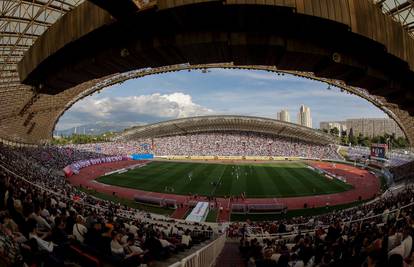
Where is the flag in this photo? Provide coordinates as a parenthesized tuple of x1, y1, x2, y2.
(63, 166, 73, 177)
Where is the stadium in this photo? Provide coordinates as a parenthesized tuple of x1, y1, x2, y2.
(1, 1, 414, 267)
(66, 115, 378, 221)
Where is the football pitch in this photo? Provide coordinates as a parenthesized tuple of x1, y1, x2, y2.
(96, 161, 353, 198)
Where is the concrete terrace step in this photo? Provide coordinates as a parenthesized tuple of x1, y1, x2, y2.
(214, 241, 245, 267)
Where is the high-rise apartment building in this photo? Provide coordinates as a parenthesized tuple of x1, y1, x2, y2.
(297, 105, 312, 128)
(277, 109, 291, 123)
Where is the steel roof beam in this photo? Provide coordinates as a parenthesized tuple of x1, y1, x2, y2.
(20, 0, 72, 13)
(386, 1, 412, 16)
(0, 44, 32, 49)
(375, 0, 388, 5)
(0, 31, 39, 39)
(0, 16, 52, 27)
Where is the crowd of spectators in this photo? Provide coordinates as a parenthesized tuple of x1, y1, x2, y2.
(347, 147, 414, 181)
(347, 146, 414, 167)
(63, 142, 142, 159)
(150, 132, 341, 159)
(12, 146, 103, 171)
(0, 143, 213, 266)
(0, 136, 413, 266)
(64, 132, 342, 160)
(228, 185, 414, 267)
(391, 161, 414, 182)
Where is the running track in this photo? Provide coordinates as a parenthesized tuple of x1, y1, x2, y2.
(67, 160, 380, 221)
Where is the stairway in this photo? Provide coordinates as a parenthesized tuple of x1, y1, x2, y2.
(153, 240, 212, 267)
(170, 206, 189, 219)
(214, 241, 245, 267)
(217, 199, 231, 222)
(217, 208, 230, 223)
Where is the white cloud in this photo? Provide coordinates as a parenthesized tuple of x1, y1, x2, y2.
(73, 92, 212, 118)
(57, 92, 213, 130)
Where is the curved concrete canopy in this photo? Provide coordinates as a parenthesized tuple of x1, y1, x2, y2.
(3, 63, 412, 146)
(18, 1, 414, 114)
(1, 0, 414, 145)
(117, 115, 337, 145)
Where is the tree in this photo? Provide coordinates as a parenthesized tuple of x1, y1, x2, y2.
(393, 137, 408, 149)
(329, 127, 340, 136)
(348, 135, 358, 146)
(341, 135, 349, 145)
(341, 131, 408, 149)
(357, 133, 364, 145)
(52, 132, 113, 144)
(361, 136, 371, 147)
(371, 136, 380, 144)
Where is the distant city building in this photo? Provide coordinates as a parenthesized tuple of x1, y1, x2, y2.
(277, 109, 291, 123)
(346, 118, 404, 138)
(319, 121, 347, 136)
(320, 118, 404, 138)
(52, 134, 62, 139)
(297, 105, 312, 128)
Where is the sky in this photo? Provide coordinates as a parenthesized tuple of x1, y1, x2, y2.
(55, 68, 387, 131)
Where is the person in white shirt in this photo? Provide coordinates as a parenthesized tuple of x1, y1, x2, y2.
(159, 236, 172, 248)
(171, 226, 179, 235)
(124, 235, 145, 255)
(72, 215, 87, 243)
(28, 219, 55, 253)
(162, 227, 170, 237)
(181, 230, 192, 248)
(40, 208, 50, 219)
(110, 231, 142, 263)
(389, 242, 404, 258)
(387, 227, 401, 251)
(401, 227, 413, 259)
(31, 208, 51, 233)
(110, 232, 125, 255)
(388, 228, 412, 259)
(128, 223, 138, 237)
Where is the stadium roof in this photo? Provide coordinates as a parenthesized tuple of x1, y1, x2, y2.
(117, 115, 337, 145)
(0, 0, 84, 89)
(1, 0, 413, 90)
(1, 1, 414, 145)
(375, 0, 414, 37)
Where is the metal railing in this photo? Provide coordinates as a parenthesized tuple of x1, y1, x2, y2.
(169, 234, 226, 267)
(244, 198, 414, 243)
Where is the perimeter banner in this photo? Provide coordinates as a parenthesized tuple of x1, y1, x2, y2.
(131, 153, 154, 160)
(63, 155, 128, 177)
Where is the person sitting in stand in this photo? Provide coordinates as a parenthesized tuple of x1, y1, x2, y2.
(110, 231, 144, 266)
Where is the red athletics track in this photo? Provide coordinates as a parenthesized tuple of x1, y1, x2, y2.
(67, 160, 381, 221)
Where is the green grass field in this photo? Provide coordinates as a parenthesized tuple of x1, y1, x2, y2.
(96, 161, 353, 198)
